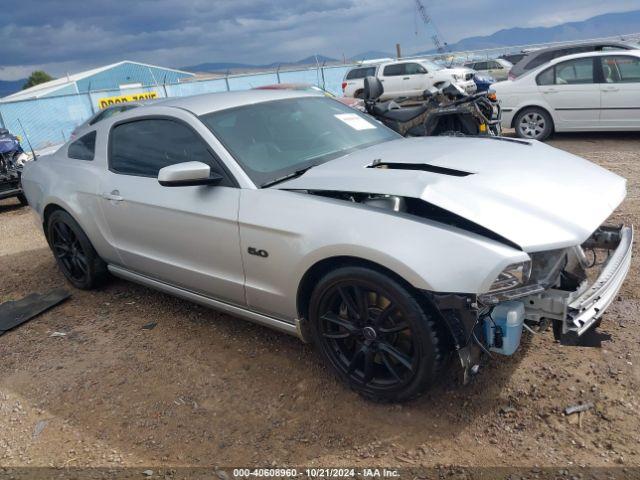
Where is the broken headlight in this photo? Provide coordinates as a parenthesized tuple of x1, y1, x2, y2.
(488, 261, 531, 293)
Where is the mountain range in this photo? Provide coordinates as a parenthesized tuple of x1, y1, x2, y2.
(414, 9, 640, 55)
(182, 55, 340, 73)
(1, 8, 639, 96)
(183, 9, 640, 72)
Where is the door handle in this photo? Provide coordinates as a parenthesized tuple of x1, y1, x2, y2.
(403, 77, 410, 80)
(542, 89, 557, 94)
(602, 87, 619, 93)
(102, 190, 123, 202)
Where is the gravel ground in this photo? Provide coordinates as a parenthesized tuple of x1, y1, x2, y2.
(0, 132, 639, 474)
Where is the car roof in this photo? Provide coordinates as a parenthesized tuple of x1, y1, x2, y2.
(155, 89, 318, 116)
(545, 49, 640, 64)
(516, 49, 640, 79)
(527, 41, 634, 54)
(510, 42, 637, 75)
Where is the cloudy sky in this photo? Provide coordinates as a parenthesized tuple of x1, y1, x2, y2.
(1, 0, 639, 80)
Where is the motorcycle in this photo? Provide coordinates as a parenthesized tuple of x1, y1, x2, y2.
(0, 128, 30, 205)
(361, 76, 501, 137)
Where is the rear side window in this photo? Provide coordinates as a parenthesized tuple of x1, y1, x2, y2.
(601, 56, 640, 83)
(536, 67, 555, 85)
(556, 58, 594, 84)
(110, 119, 217, 178)
(382, 64, 405, 76)
(536, 58, 594, 85)
(345, 67, 376, 80)
(474, 61, 489, 70)
(68, 131, 96, 161)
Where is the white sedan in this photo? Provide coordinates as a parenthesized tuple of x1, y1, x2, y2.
(493, 50, 640, 140)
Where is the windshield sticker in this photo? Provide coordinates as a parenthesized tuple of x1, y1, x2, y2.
(334, 113, 376, 130)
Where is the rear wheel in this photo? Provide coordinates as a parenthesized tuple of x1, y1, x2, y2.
(309, 266, 442, 402)
(47, 210, 107, 289)
(514, 107, 553, 141)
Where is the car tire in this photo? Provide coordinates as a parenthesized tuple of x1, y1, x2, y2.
(308, 266, 443, 402)
(514, 107, 553, 141)
(16, 193, 28, 206)
(47, 210, 107, 290)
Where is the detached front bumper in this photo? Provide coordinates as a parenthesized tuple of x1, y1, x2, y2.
(564, 225, 633, 340)
(525, 225, 633, 344)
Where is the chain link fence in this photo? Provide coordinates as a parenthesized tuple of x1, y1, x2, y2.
(1, 32, 639, 150)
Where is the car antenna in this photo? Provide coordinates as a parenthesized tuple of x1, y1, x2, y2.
(16, 118, 38, 161)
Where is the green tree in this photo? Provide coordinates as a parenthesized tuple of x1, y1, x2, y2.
(22, 70, 54, 90)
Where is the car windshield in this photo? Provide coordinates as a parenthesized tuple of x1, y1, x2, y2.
(200, 97, 399, 186)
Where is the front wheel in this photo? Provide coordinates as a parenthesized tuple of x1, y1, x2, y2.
(309, 266, 443, 402)
(514, 107, 553, 141)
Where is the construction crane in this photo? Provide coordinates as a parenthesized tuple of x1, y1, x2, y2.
(414, 0, 448, 54)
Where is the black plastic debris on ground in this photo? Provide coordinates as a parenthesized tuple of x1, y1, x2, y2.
(142, 321, 157, 330)
(0, 288, 70, 336)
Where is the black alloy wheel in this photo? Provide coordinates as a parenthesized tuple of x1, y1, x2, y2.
(310, 267, 442, 402)
(47, 210, 106, 289)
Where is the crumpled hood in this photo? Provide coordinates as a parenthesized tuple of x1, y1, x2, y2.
(276, 137, 627, 252)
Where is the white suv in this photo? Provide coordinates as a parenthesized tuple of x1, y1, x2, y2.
(342, 59, 476, 99)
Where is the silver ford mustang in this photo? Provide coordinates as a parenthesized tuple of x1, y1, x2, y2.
(22, 90, 632, 402)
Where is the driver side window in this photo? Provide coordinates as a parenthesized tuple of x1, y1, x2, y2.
(404, 63, 427, 75)
(109, 118, 232, 185)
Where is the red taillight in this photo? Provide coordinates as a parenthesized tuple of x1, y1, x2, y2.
(341, 82, 347, 92)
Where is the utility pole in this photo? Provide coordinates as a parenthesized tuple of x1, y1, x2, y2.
(396, 43, 402, 59)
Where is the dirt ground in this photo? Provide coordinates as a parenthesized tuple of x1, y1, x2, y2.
(1, 132, 639, 475)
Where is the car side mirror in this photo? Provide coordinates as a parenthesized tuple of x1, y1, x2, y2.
(157, 161, 223, 187)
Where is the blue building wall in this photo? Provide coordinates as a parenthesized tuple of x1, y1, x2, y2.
(75, 62, 193, 92)
(0, 65, 351, 150)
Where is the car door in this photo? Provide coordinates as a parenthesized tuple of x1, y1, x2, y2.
(379, 63, 408, 98)
(402, 62, 432, 96)
(473, 61, 489, 76)
(535, 57, 600, 130)
(98, 116, 246, 305)
(598, 55, 640, 128)
(487, 60, 507, 81)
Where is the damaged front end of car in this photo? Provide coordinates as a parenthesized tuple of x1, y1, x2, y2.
(425, 224, 633, 383)
(299, 189, 632, 383)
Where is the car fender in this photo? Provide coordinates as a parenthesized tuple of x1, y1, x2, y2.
(22, 154, 117, 261)
(238, 189, 528, 321)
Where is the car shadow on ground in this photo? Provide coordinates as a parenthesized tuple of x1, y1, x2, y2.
(0, 198, 25, 214)
(0, 246, 546, 465)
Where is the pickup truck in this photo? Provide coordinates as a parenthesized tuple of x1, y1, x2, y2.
(342, 59, 476, 100)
